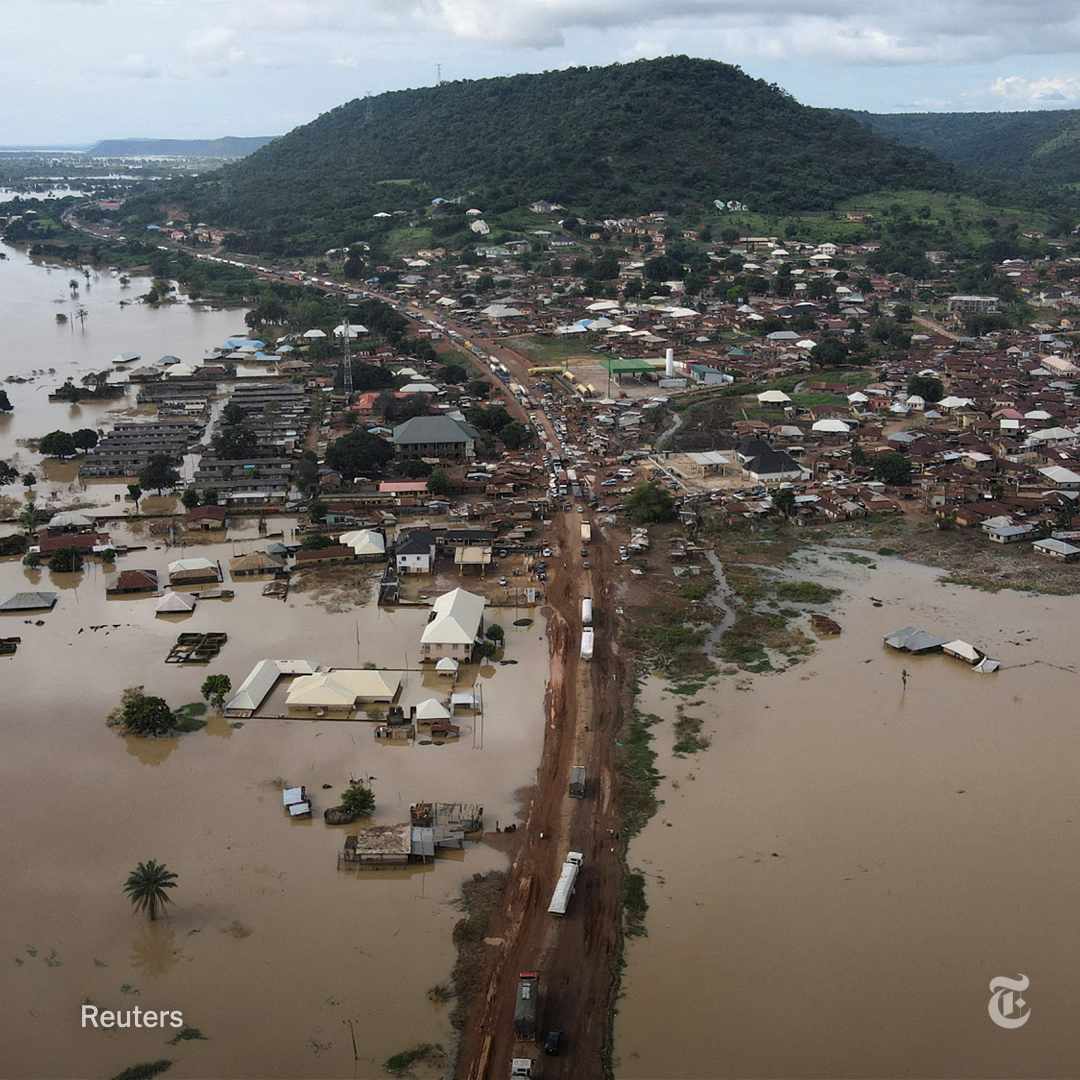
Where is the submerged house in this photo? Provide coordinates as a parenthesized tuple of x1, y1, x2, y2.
(224, 658, 319, 717)
(285, 669, 402, 714)
(419, 587, 486, 661)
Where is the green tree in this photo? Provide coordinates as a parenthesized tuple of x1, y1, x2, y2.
(139, 455, 181, 495)
(122, 860, 178, 922)
(181, 488, 200, 510)
(339, 782, 375, 818)
(485, 624, 505, 643)
(127, 484, 143, 511)
(20, 495, 41, 536)
(427, 468, 451, 496)
(499, 422, 530, 450)
(39, 430, 77, 458)
(72, 428, 99, 451)
(325, 429, 393, 481)
(438, 363, 468, 384)
(773, 489, 796, 518)
(872, 452, 913, 486)
(626, 482, 676, 524)
(115, 687, 176, 737)
(906, 374, 944, 403)
(0, 460, 17, 486)
(48, 548, 84, 573)
(200, 674, 232, 709)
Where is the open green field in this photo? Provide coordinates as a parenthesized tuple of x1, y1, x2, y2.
(512, 334, 598, 365)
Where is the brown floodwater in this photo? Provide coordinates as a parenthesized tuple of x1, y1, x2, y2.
(0, 520, 549, 1074)
(616, 551, 1080, 1078)
(0, 239, 249, 509)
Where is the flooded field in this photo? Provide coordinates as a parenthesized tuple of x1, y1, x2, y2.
(0, 535, 548, 1076)
(0, 239, 247, 508)
(616, 551, 1080, 1078)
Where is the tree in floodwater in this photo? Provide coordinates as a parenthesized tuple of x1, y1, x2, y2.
(200, 674, 232, 709)
(122, 860, 178, 922)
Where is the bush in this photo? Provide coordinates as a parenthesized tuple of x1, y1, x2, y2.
(626, 482, 675, 524)
(48, 548, 84, 573)
(339, 782, 375, 818)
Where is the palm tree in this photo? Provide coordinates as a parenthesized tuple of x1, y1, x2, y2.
(123, 860, 178, 921)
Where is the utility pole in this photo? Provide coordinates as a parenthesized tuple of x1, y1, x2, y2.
(341, 303, 353, 402)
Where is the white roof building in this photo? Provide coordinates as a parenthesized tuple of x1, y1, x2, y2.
(757, 390, 792, 404)
(224, 659, 318, 716)
(338, 529, 386, 557)
(155, 591, 197, 615)
(286, 669, 401, 709)
(420, 587, 486, 660)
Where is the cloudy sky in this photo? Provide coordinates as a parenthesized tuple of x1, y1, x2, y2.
(7, 0, 1080, 143)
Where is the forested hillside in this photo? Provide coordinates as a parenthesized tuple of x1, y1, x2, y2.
(153, 56, 960, 253)
(843, 109, 1080, 186)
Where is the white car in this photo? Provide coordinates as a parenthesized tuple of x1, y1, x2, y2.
(542, 547, 553, 557)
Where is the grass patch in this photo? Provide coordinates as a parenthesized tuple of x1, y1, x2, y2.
(678, 577, 713, 602)
(617, 711, 662, 839)
(110, 1063, 172, 1080)
(623, 871, 649, 938)
(773, 580, 840, 604)
(720, 610, 813, 671)
(834, 551, 877, 567)
(673, 710, 710, 755)
(877, 547, 899, 556)
(384, 1043, 444, 1075)
(512, 334, 594, 365)
(166, 1026, 206, 1045)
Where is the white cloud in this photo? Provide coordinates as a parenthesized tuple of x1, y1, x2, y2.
(347, 0, 1080, 59)
(991, 74, 1080, 103)
(184, 25, 247, 74)
(116, 51, 160, 78)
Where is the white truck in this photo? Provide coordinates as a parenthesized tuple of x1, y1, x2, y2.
(510, 1060, 534, 1078)
(547, 851, 584, 916)
(580, 628, 594, 661)
(581, 597, 593, 627)
(580, 521, 592, 544)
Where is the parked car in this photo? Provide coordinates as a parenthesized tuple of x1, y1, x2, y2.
(543, 1031, 562, 1056)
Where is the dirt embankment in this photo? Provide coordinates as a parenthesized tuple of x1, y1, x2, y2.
(452, 513, 628, 1080)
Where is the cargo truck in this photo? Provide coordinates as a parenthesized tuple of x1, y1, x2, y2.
(581, 597, 593, 626)
(580, 628, 594, 661)
(514, 972, 539, 1039)
(569, 765, 587, 799)
(548, 852, 584, 916)
(510, 1060, 533, 1078)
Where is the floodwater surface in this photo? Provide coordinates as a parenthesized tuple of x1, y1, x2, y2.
(616, 552, 1080, 1078)
(0, 247, 552, 1078)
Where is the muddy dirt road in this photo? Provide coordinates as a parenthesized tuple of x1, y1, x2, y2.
(456, 510, 627, 1080)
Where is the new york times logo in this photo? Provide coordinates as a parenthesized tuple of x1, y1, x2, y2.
(988, 974, 1031, 1030)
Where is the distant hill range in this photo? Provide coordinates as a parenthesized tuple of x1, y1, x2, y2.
(166, 56, 960, 252)
(842, 109, 1080, 186)
(87, 136, 276, 159)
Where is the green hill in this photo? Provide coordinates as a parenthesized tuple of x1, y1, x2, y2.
(166, 56, 960, 253)
(88, 136, 276, 159)
(842, 109, 1080, 186)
